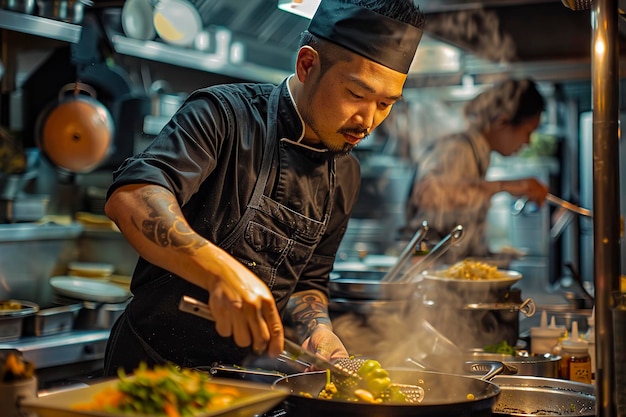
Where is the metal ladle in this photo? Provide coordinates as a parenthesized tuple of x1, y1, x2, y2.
(384, 225, 465, 283)
(513, 193, 592, 217)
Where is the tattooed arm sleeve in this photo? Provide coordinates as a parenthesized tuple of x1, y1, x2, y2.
(284, 289, 333, 342)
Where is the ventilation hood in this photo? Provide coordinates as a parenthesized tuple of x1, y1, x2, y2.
(155, 0, 626, 83)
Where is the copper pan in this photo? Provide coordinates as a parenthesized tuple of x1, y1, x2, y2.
(36, 82, 114, 174)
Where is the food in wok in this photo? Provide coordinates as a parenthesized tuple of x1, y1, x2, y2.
(302, 359, 425, 404)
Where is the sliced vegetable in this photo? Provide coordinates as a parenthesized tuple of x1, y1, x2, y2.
(73, 363, 242, 416)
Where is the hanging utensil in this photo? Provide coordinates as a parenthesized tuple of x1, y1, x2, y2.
(385, 225, 465, 283)
(545, 193, 592, 217)
(514, 194, 592, 218)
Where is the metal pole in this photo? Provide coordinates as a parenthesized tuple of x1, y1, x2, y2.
(591, 0, 620, 415)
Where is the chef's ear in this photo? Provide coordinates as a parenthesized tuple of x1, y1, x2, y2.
(294, 46, 319, 82)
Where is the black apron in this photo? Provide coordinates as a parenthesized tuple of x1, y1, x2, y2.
(104, 85, 337, 375)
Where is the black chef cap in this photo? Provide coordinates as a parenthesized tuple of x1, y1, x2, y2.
(308, 0, 423, 74)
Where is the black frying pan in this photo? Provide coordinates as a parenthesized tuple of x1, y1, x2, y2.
(272, 368, 500, 417)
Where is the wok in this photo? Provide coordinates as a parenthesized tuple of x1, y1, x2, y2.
(329, 225, 465, 301)
(272, 369, 500, 417)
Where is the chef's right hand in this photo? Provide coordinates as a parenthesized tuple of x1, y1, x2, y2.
(205, 257, 284, 358)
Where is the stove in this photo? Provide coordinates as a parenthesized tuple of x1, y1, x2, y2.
(0, 329, 109, 388)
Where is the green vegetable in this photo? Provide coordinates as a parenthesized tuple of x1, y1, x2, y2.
(483, 340, 515, 355)
(356, 360, 392, 397)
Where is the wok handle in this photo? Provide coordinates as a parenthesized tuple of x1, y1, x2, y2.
(388, 225, 465, 283)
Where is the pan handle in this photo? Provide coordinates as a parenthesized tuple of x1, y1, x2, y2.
(381, 221, 429, 283)
(387, 225, 464, 283)
(462, 298, 537, 318)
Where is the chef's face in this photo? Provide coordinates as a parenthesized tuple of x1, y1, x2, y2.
(492, 113, 541, 156)
(294, 46, 407, 154)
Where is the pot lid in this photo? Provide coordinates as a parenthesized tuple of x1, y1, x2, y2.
(39, 94, 114, 173)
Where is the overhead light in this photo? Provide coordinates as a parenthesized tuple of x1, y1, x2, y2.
(277, 0, 320, 19)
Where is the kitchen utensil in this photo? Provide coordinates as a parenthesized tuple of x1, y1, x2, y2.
(329, 270, 421, 301)
(328, 226, 464, 301)
(514, 194, 591, 218)
(19, 376, 289, 417)
(177, 295, 356, 379)
(36, 82, 114, 174)
(22, 303, 82, 336)
(273, 368, 500, 417)
(463, 351, 561, 378)
(0, 300, 38, 342)
(180, 295, 435, 404)
(380, 221, 429, 283)
(49, 276, 131, 304)
(385, 225, 465, 283)
(36, 0, 91, 23)
(490, 375, 595, 416)
(545, 193, 592, 217)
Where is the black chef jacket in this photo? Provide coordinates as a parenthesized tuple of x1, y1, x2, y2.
(104, 79, 361, 368)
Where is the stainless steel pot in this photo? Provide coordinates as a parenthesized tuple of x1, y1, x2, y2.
(329, 269, 421, 300)
(490, 375, 595, 416)
(329, 226, 464, 301)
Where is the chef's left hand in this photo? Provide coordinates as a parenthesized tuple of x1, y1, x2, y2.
(302, 325, 349, 363)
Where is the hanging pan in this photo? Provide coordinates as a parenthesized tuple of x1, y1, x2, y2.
(36, 82, 115, 174)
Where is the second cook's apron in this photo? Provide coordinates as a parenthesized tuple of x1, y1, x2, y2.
(105, 85, 338, 372)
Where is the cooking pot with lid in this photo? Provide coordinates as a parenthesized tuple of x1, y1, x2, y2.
(36, 82, 114, 174)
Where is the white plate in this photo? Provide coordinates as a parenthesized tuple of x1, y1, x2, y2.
(122, 0, 156, 40)
(153, 0, 201, 47)
(49, 276, 131, 303)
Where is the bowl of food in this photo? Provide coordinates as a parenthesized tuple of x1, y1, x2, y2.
(421, 259, 522, 293)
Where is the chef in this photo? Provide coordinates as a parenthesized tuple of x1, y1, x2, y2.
(405, 78, 549, 264)
(102, 0, 426, 375)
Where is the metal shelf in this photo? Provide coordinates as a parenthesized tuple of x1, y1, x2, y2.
(110, 34, 290, 84)
(0, 9, 82, 43)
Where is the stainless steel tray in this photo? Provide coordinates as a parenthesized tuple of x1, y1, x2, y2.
(23, 303, 82, 336)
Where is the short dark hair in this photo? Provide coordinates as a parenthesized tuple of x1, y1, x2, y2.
(298, 0, 426, 75)
(464, 78, 545, 131)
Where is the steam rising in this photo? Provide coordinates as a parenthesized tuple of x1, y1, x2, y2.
(425, 8, 517, 63)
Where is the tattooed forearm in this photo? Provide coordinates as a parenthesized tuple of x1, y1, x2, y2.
(131, 187, 205, 254)
(287, 291, 332, 340)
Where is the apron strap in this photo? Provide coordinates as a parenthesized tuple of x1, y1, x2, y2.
(218, 85, 281, 248)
